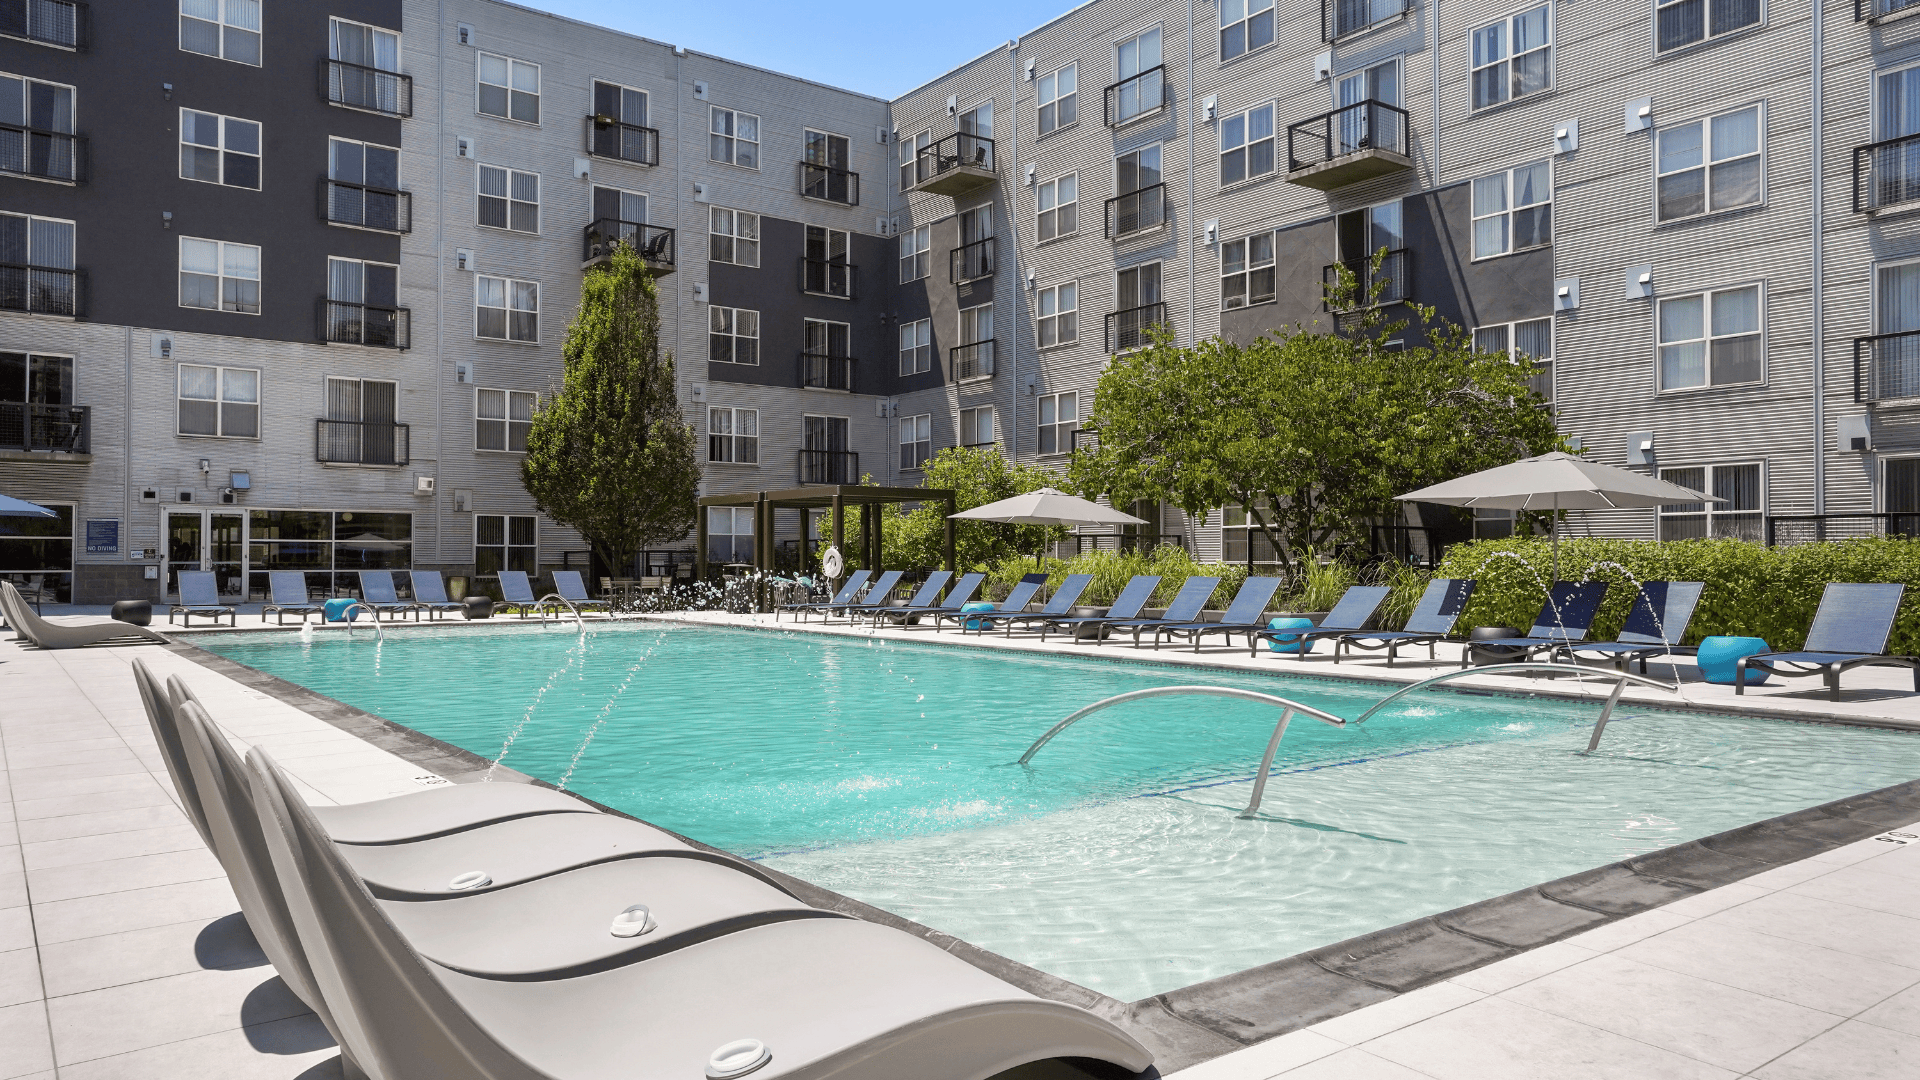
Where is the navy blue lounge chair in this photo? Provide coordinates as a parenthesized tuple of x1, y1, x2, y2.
(935, 573, 1048, 631)
(1458, 580, 1609, 668)
(1102, 576, 1221, 648)
(1329, 578, 1476, 665)
(408, 571, 469, 620)
(1249, 585, 1392, 658)
(1737, 583, 1920, 700)
(777, 569, 871, 623)
(262, 571, 323, 625)
(1153, 576, 1284, 651)
(1553, 581, 1704, 673)
(359, 571, 423, 622)
(822, 569, 905, 621)
(889, 572, 986, 627)
(550, 570, 613, 614)
(1037, 575, 1162, 643)
(968, 574, 1094, 635)
(866, 571, 953, 625)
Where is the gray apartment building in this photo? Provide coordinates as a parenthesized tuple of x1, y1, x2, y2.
(4, 0, 1918, 604)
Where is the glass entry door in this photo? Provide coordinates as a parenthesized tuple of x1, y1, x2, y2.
(165, 510, 248, 601)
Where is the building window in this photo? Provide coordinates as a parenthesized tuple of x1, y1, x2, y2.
(1657, 0, 1760, 52)
(0, 352, 72, 407)
(180, 0, 260, 66)
(477, 164, 538, 232)
(327, 138, 404, 231)
(1658, 284, 1763, 391)
(178, 109, 260, 189)
(708, 207, 760, 267)
(475, 388, 535, 452)
(1221, 0, 1275, 62)
(0, 212, 75, 315)
(475, 514, 536, 575)
(478, 52, 539, 124)
(899, 413, 931, 469)
(710, 106, 760, 169)
(1038, 63, 1077, 135)
(321, 377, 401, 465)
(1657, 105, 1762, 222)
(1659, 463, 1762, 540)
(177, 364, 258, 438)
(802, 129, 855, 203)
(1472, 6, 1551, 110)
(1471, 160, 1550, 258)
(705, 507, 753, 563)
(960, 406, 996, 447)
(1, 72, 74, 181)
(1037, 173, 1077, 241)
(960, 303, 993, 345)
(899, 318, 931, 375)
(1222, 503, 1282, 564)
(898, 224, 930, 282)
(1112, 28, 1163, 124)
(708, 406, 758, 463)
(324, 257, 400, 346)
(1038, 390, 1078, 454)
(328, 18, 404, 116)
(1221, 231, 1276, 309)
(1038, 282, 1077, 347)
(709, 306, 760, 365)
(803, 226, 852, 297)
(179, 236, 259, 314)
(1112, 147, 1163, 239)
(899, 129, 932, 190)
(1474, 317, 1553, 398)
(593, 79, 647, 127)
(476, 275, 538, 342)
(1221, 103, 1276, 186)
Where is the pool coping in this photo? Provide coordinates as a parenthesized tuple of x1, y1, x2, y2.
(170, 631, 1920, 1075)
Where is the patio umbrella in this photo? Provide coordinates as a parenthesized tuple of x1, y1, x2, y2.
(949, 488, 1147, 569)
(0, 493, 56, 518)
(1395, 452, 1720, 579)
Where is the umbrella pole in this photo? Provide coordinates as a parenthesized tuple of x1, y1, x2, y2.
(1551, 492, 1559, 582)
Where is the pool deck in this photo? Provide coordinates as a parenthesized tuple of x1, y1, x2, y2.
(1, 615, 1918, 1078)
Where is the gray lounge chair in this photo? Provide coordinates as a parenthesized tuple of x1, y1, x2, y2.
(550, 570, 613, 614)
(1249, 585, 1392, 658)
(495, 569, 545, 618)
(359, 570, 423, 622)
(1737, 583, 1920, 700)
(778, 569, 871, 622)
(169, 570, 236, 626)
(1, 581, 166, 649)
(1457, 580, 1608, 668)
(246, 745, 1155, 1080)
(1037, 574, 1161, 642)
(885, 571, 987, 627)
(968, 574, 1093, 635)
(933, 573, 1046, 631)
(1554, 581, 1705, 673)
(1153, 576, 1284, 651)
(408, 571, 469, 620)
(823, 569, 904, 621)
(261, 571, 323, 625)
(1102, 575, 1221, 647)
(1329, 578, 1477, 665)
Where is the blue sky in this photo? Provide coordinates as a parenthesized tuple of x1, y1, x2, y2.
(518, 0, 1061, 99)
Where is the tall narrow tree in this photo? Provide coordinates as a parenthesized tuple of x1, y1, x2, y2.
(522, 241, 700, 577)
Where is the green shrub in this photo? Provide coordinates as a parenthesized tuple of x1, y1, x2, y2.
(1365, 560, 1433, 631)
(1296, 559, 1356, 612)
(1432, 537, 1920, 653)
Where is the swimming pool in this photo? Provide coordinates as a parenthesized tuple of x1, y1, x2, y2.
(202, 621, 1920, 1002)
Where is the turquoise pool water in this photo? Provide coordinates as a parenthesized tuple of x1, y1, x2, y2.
(202, 622, 1920, 1001)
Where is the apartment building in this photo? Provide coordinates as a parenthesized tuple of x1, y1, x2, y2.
(6, 0, 1919, 603)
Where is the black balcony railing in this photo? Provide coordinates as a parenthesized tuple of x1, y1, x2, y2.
(950, 237, 994, 282)
(1068, 428, 1098, 454)
(583, 219, 676, 267)
(1074, 532, 1184, 555)
(1853, 133, 1920, 213)
(799, 257, 856, 298)
(799, 449, 858, 485)
(1, 0, 84, 48)
(800, 161, 860, 205)
(315, 419, 410, 466)
(0, 402, 88, 453)
(1858, 0, 1920, 19)
(1323, 248, 1410, 310)
(1324, 0, 1410, 39)
(1106, 302, 1167, 352)
(799, 352, 854, 391)
(1104, 65, 1167, 126)
(321, 178, 411, 233)
(913, 132, 995, 184)
(1289, 100, 1410, 172)
(587, 115, 659, 166)
(0, 263, 79, 317)
(1105, 183, 1166, 238)
(952, 339, 996, 380)
(322, 59, 413, 118)
(0, 122, 83, 182)
(318, 299, 411, 349)
(1855, 329, 1920, 402)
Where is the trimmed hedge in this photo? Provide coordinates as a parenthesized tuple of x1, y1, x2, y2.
(1432, 537, 1920, 655)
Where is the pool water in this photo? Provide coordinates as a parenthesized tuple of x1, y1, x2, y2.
(203, 622, 1920, 1001)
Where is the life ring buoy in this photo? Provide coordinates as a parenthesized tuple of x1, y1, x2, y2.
(820, 546, 845, 580)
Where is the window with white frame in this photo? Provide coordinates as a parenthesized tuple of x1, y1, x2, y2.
(899, 318, 931, 375)
(179, 109, 260, 189)
(960, 303, 993, 346)
(709, 306, 760, 365)
(324, 258, 398, 343)
(176, 364, 258, 437)
(1222, 502, 1282, 564)
(1658, 463, 1762, 540)
(1220, 103, 1276, 185)
(1658, 284, 1763, 391)
(0, 211, 73, 285)
(1037, 173, 1077, 241)
(0, 72, 73, 181)
(178, 236, 259, 314)
(477, 164, 538, 232)
(1038, 390, 1078, 455)
(1471, 160, 1550, 258)
(705, 507, 754, 563)
(1657, 0, 1760, 53)
(900, 129, 931, 190)
(180, 0, 260, 66)
(898, 224, 930, 282)
(1038, 282, 1077, 346)
(709, 207, 760, 266)
(1221, 231, 1276, 309)
(708, 406, 758, 463)
(1113, 28, 1163, 123)
(475, 514, 536, 575)
(1474, 317, 1553, 399)
(1471, 6, 1552, 110)
(899, 413, 931, 469)
(1220, 0, 1275, 62)
(478, 52, 539, 124)
(804, 226, 851, 297)
(1657, 105, 1762, 222)
(1038, 63, 1077, 135)
(710, 106, 759, 168)
(476, 388, 535, 452)
(960, 406, 996, 447)
(476, 275, 537, 342)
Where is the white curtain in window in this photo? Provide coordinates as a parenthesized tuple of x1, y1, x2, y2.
(328, 258, 363, 303)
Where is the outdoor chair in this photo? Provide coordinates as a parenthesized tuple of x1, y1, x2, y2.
(408, 571, 469, 620)
(934, 574, 1048, 632)
(168, 570, 236, 627)
(495, 570, 546, 618)
(967, 574, 1094, 635)
(888, 572, 987, 627)
(550, 570, 613, 615)
(779, 569, 873, 622)
(261, 572, 323, 625)
(1737, 583, 1920, 700)
(1, 581, 165, 649)
(1457, 580, 1609, 668)
(821, 570, 905, 622)
(1248, 585, 1392, 658)
(1099, 576, 1222, 648)
(1328, 578, 1477, 665)
(359, 571, 423, 622)
(1553, 581, 1705, 673)
(1152, 576, 1285, 651)
(1037, 575, 1162, 643)
(854, 571, 950, 624)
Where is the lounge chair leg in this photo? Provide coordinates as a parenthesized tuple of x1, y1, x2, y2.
(1735, 658, 1747, 695)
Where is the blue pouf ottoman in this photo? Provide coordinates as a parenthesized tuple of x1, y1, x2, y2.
(1698, 636, 1770, 685)
(960, 601, 998, 630)
(1266, 617, 1316, 653)
(323, 597, 363, 624)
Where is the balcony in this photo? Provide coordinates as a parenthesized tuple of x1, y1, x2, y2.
(952, 339, 996, 381)
(905, 133, 995, 197)
(0, 263, 80, 317)
(1, 0, 84, 49)
(1855, 330, 1920, 403)
(0, 121, 83, 183)
(318, 300, 410, 350)
(1286, 100, 1411, 191)
(1858, 0, 1920, 19)
(950, 237, 994, 282)
(321, 59, 413, 118)
(1106, 183, 1166, 238)
(799, 161, 859, 205)
(798, 448, 858, 485)
(321, 178, 411, 233)
(582, 219, 675, 273)
(0, 403, 88, 454)
(1105, 65, 1167, 127)
(315, 419, 410, 467)
(799, 257, 856, 299)
(1106, 302, 1167, 353)
(1853, 133, 1920, 213)
(1324, 0, 1410, 39)
(587, 115, 659, 166)
(799, 352, 854, 391)
(1323, 248, 1410, 310)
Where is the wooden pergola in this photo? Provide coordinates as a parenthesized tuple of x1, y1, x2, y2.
(694, 484, 957, 582)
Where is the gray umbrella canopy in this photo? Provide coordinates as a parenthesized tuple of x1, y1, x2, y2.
(948, 487, 1148, 527)
(0, 493, 56, 518)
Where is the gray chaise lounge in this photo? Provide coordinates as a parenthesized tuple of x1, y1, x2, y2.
(169, 570, 237, 626)
(2, 581, 167, 649)
(261, 571, 324, 625)
(408, 571, 470, 620)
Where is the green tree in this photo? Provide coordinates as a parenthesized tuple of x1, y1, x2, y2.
(878, 446, 1069, 570)
(522, 241, 700, 576)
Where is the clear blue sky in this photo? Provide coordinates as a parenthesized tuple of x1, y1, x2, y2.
(517, 0, 1061, 99)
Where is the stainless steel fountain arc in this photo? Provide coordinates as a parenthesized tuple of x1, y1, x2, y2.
(339, 603, 385, 642)
(538, 593, 586, 633)
(1349, 662, 1685, 753)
